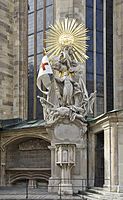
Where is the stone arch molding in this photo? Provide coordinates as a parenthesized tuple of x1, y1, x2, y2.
(10, 172, 50, 184)
(1, 133, 51, 151)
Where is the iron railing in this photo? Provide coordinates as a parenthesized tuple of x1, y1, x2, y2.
(0, 178, 110, 200)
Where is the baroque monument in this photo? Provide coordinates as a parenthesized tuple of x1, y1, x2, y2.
(37, 18, 96, 195)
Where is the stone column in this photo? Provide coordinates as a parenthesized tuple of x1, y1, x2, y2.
(1, 148, 6, 186)
(117, 122, 123, 192)
(103, 122, 118, 191)
(48, 146, 59, 192)
(88, 132, 95, 187)
(79, 137, 87, 174)
(113, 1, 123, 109)
(48, 146, 55, 177)
(110, 124, 118, 191)
(103, 123, 111, 189)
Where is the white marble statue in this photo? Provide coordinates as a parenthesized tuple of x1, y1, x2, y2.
(37, 19, 96, 124)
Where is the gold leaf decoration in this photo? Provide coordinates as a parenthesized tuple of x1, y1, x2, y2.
(45, 18, 89, 63)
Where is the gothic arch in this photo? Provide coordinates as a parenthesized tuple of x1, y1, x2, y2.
(1, 133, 51, 150)
(10, 172, 50, 184)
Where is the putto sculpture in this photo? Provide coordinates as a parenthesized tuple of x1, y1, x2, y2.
(37, 18, 96, 125)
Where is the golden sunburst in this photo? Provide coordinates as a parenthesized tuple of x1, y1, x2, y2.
(45, 18, 89, 63)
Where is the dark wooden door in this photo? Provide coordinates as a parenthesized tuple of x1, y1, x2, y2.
(94, 132, 104, 187)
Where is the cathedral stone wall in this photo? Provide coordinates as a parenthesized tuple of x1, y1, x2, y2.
(54, 0, 85, 23)
(6, 139, 51, 169)
(113, 1, 123, 109)
(0, 126, 51, 186)
(0, 0, 27, 120)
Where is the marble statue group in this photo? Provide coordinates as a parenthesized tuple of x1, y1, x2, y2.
(38, 44, 96, 124)
(37, 18, 96, 195)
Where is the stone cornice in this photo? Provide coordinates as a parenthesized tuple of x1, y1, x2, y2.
(88, 109, 123, 133)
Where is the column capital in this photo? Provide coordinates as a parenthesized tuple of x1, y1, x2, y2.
(48, 145, 55, 150)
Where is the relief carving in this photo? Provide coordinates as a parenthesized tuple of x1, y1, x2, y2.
(19, 139, 49, 151)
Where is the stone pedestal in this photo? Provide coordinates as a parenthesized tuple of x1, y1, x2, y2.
(59, 183, 73, 195)
(56, 144, 75, 195)
(47, 118, 87, 195)
(48, 177, 60, 193)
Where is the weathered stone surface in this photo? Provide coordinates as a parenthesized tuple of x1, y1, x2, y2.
(6, 139, 51, 168)
(113, 1, 123, 109)
(0, 125, 51, 185)
(0, 0, 27, 120)
(47, 118, 87, 194)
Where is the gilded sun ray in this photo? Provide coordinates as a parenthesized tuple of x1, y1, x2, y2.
(46, 18, 89, 63)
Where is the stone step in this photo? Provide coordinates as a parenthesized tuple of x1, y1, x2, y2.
(77, 191, 102, 200)
(81, 188, 123, 200)
(0, 198, 83, 200)
(89, 188, 123, 199)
